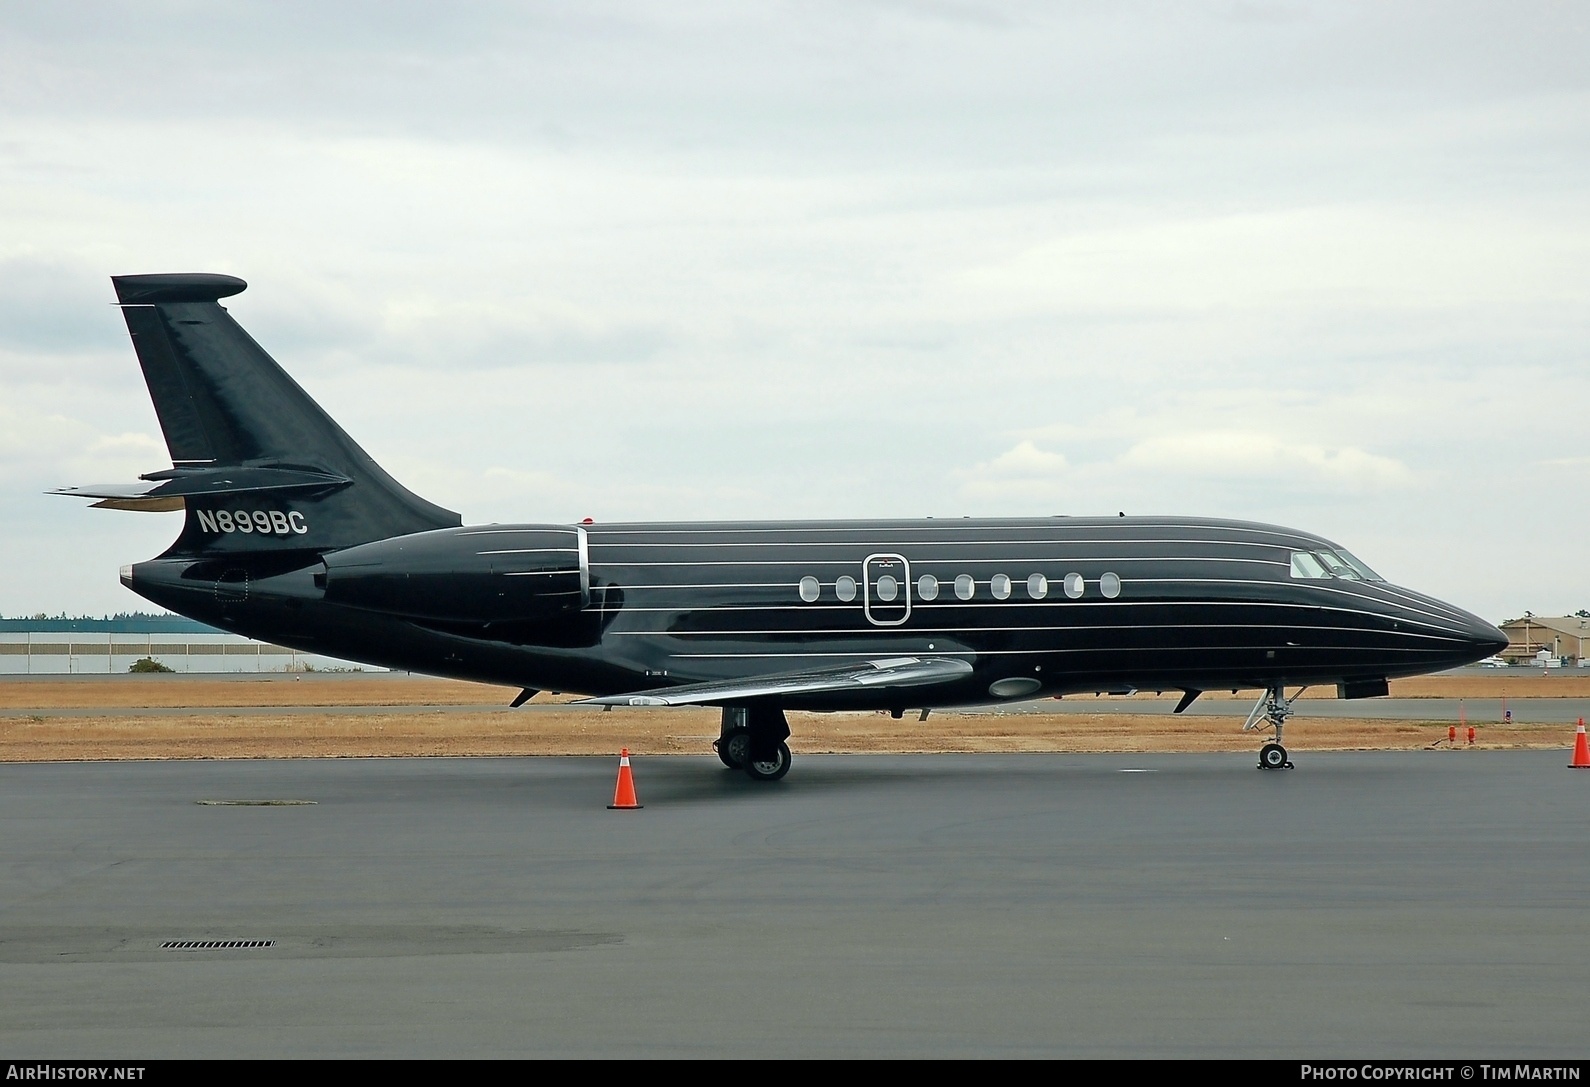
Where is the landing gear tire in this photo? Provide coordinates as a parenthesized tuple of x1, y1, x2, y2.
(743, 741, 792, 782)
(1258, 742, 1292, 771)
(715, 729, 749, 769)
(1246, 684, 1301, 770)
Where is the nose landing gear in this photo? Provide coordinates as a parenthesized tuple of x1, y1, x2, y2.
(1244, 685, 1303, 770)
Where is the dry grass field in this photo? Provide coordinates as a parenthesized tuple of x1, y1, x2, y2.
(0, 670, 1582, 761)
(0, 673, 511, 710)
(4, 670, 1587, 711)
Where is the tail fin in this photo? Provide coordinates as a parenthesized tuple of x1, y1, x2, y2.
(103, 273, 459, 554)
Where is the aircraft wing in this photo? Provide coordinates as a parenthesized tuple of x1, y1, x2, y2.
(576, 655, 974, 707)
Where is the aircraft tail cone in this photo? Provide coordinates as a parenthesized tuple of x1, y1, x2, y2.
(1571, 720, 1589, 769)
(608, 748, 643, 809)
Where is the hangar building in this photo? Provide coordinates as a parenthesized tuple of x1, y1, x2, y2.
(1497, 615, 1590, 666)
(0, 615, 376, 674)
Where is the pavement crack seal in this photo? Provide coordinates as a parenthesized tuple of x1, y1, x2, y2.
(195, 799, 317, 806)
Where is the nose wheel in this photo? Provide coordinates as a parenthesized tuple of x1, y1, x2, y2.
(1258, 742, 1292, 770)
(1245, 685, 1302, 770)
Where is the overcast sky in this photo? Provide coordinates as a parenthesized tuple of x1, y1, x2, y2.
(2, 1, 1586, 622)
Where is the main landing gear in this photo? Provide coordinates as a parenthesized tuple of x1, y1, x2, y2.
(1243, 684, 1304, 770)
(713, 705, 792, 782)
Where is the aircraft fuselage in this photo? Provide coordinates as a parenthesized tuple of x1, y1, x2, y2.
(124, 514, 1503, 709)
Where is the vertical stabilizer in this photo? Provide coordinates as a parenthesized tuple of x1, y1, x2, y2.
(110, 273, 460, 555)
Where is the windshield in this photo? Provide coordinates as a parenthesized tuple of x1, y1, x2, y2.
(1314, 551, 1361, 580)
(1335, 549, 1385, 582)
(1290, 549, 1386, 582)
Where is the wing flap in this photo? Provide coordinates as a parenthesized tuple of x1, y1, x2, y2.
(578, 655, 974, 707)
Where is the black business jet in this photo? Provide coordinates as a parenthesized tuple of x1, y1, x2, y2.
(53, 273, 1507, 780)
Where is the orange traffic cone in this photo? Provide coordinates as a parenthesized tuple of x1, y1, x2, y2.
(1571, 720, 1589, 769)
(608, 748, 643, 809)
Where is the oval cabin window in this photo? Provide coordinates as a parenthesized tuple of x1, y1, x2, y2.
(836, 575, 857, 602)
(1027, 573, 1048, 599)
(1100, 572, 1121, 599)
(798, 576, 820, 602)
(918, 574, 939, 600)
(1064, 573, 1084, 599)
(991, 574, 1011, 600)
(875, 574, 898, 602)
(954, 574, 975, 600)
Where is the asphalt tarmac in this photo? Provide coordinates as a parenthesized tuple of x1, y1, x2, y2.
(2, 752, 1587, 1058)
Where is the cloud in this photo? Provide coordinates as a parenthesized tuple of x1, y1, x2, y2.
(0, 404, 165, 486)
(957, 430, 1414, 509)
(954, 439, 1073, 506)
(957, 203, 1587, 325)
(982, 439, 1069, 477)
(0, 4, 1587, 622)
(0, 255, 119, 351)
(1117, 432, 1415, 491)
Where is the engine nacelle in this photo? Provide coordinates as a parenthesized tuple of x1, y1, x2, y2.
(320, 524, 587, 623)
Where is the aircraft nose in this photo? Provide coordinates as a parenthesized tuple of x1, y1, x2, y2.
(1467, 615, 1510, 660)
(1401, 590, 1509, 667)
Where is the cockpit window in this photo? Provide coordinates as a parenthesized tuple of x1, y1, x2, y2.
(1336, 549, 1385, 582)
(1314, 551, 1361, 580)
(1290, 552, 1328, 579)
(1291, 549, 1386, 582)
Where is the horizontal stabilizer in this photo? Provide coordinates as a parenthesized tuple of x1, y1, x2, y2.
(577, 656, 974, 707)
(88, 493, 186, 513)
(51, 465, 352, 512)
